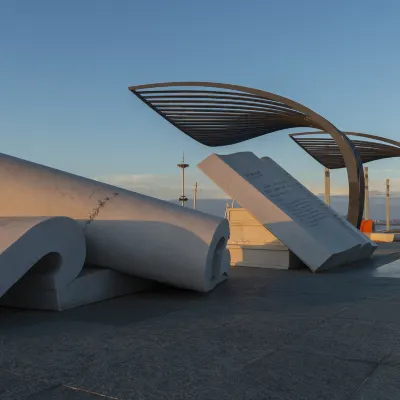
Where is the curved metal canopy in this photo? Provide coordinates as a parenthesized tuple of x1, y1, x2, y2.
(290, 132, 400, 170)
(129, 82, 365, 228)
(129, 82, 317, 146)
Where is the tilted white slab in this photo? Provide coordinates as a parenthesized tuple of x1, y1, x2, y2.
(0, 217, 153, 310)
(0, 152, 230, 293)
(198, 152, 377, 272)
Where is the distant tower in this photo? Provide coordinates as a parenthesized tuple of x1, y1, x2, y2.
(324, 167, 330, 206)
(364, 167, 370, 220)
(177, 153, 189, 206)
(193, 182, 198, 210)
(386, 178, 390, 231)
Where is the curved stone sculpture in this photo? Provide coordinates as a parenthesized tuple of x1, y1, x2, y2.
(0, 216, 153, 310)
(290, 131, 400, 169)
(0, 152, 229, 293)
(129, 82, 364, 229)
(0, 216, 86, 299)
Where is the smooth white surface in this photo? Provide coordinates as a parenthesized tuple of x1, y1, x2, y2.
(0, 216, 86, 298)
(0, 152, 230, 292)
(0, 216, 153, 310)
(198, 152, 377, 272)
(228, 243, 290, 269)
(364, 232, 394, 243)
(226, 206, 282, 245)
(372, 258, 400, 279)
(226, 206, 289, 270)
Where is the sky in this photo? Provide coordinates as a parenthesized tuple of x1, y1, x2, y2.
(1, 0, 400, 202)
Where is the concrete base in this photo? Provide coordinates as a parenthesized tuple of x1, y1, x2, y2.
(364, 232, 395, 243)
(228, 243, 291, 270)
(199, 152, 377, 272)
(226, 207, 306, 270)
(227, 207, 281, 244)
(0, 266, 154, 311)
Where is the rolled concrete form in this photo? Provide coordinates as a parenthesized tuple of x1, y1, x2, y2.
(0, 216, 154, 311)
(0, 152, 230, 292)
(0, 216, 86, 298)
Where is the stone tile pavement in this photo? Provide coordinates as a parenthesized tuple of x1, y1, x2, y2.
(1, 245, 400, 399)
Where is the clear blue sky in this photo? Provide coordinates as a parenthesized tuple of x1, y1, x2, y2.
(1, 0, 400, 199)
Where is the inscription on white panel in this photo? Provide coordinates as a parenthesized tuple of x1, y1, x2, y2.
(199, 152, 376, 272)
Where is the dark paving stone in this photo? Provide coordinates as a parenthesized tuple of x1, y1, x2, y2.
(0, 319, 176, 383)
(1, 254, 400, 400)
(283, 318, 400, 362)
(352, 365, 400, 400)
(57, 291, 193, 326)
(66, 328, 374, 400)
(0, 370, 56, 400)
(338, 298, 400, 325)
(262, 292, 354, 318)
(0, 308, 67, 337)
(236, 310, 324, 332)
(193, 316, 303, 360)
(365, 283, 400, 300)
(66, 334, 270, 400)
(128, 303, 253, 335)
(173, 350, 376, 400)
(383, 342, 400, 366)
(195, 287, 356, 319)
(198, 311, 324, 360)
(25, 385, 114, 399)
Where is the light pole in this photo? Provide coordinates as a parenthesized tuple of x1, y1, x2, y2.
(177, 153, 189, 206)
(386, 178, 390, 231)
(324, 167, 330, 206)
(364, 167, 370, 220)
(193, 182, 198, 210)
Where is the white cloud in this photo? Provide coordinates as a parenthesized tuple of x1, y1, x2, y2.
(93, 174, 228, 200)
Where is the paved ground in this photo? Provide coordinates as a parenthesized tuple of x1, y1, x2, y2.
(1, 245, 400, 399)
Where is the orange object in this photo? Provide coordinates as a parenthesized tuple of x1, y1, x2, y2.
(360, 219, 374, 233)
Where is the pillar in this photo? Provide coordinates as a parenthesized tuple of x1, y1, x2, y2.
(364, 167, 370, 220)
(324, 167, 330, 206)
(386, 178, 390, 231)
(193, 182, 198, 210)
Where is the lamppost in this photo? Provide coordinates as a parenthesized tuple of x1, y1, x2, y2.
(193, 182, 198, 210)
(177, 153, 189, 206)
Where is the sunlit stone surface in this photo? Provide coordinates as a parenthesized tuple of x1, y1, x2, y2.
(0, 152, 230, 310)
(199, 151, 377, 272)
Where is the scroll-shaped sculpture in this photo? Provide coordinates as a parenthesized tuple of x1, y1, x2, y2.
(0, 216, 86, 299)
(0, 152, 230, 293)
(0, 216, 153, 310)
(198, 152, 376, 272)
(129, 82, 365, 228)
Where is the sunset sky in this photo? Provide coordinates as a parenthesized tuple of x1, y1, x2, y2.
(1, 0, 400, 201)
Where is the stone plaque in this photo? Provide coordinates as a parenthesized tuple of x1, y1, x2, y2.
(198, 152, 376, 272)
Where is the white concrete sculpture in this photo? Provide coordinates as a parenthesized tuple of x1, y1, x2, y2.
(226, 206, 291, 269)
(0, 152, 230, 309)
(0, 216, 86, 300)
(0, 217, 154, 310)
(198, 152, 377, 272)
